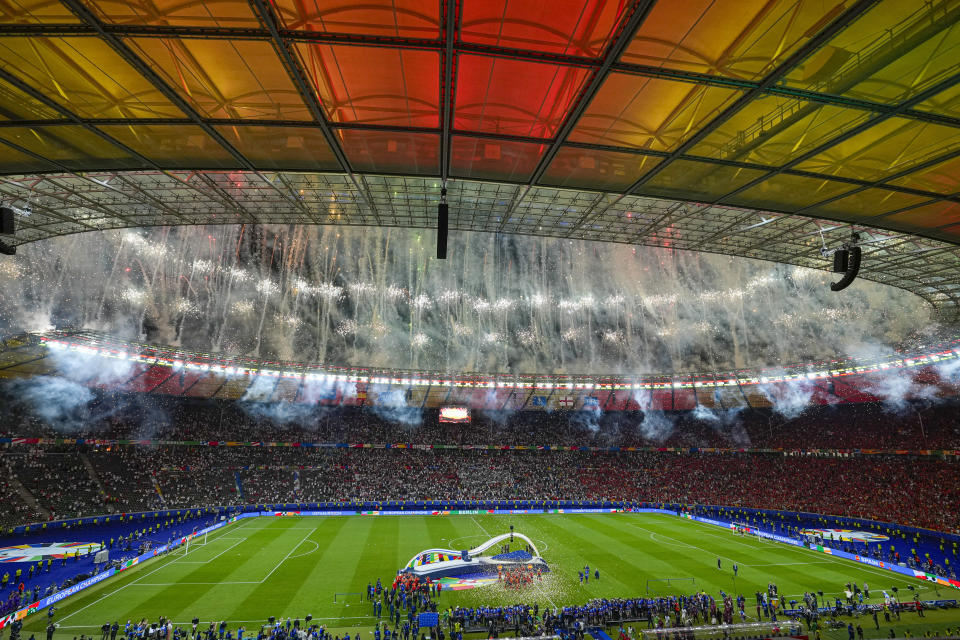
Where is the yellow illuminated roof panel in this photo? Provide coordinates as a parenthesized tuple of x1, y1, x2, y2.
(569, 74, 742, 151)
(84, 0, 260, 27)
(0, 0, 958, 272)
(274, 0, 439, 38)
(0, 0, 80, 23)
(0, 37, 184, 119)
(126, 38, 312, 121)
(623, 0, 844, 81)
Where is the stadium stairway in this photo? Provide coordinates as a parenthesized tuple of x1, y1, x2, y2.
(79, 452, 109, 501)
(8, 474, 51, 520)
(589, 627, 614, 640)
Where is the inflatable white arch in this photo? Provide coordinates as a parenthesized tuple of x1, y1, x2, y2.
(404, 532, 544, 577)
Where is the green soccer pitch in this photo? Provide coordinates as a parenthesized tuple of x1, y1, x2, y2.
(25, 513, 960, 640)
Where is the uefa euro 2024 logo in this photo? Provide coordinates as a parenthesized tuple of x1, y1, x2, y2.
(0, 542, 103, 563)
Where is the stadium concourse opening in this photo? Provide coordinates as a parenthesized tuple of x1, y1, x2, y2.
(3, 1, 960, 640)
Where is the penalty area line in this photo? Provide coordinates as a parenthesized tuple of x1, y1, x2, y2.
(628, 523, 744, 568)
(675, 517, 937, 587)
(56, 519, 252, 624)
(258, 526, 317, 584)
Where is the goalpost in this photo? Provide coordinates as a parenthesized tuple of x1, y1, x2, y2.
(183, 531, 208, 555)
(646, 577, 696, 594)
(732, 522, 751, 536)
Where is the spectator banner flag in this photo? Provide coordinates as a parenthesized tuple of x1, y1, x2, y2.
(583, 396, 600, 409)
(0, 437, 956, 458)
(557, 396, 574, 408)
(799, 528, 889, 542)
(531, 395, 547, 407)
(912, 570, 960, 589)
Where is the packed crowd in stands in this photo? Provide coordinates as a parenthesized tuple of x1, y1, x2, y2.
(0, 446, 957, 534)
(0, 397, 959, 533)
(3, 398, 960, 451)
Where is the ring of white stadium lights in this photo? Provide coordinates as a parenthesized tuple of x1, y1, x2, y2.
(37, 332, 960, 390)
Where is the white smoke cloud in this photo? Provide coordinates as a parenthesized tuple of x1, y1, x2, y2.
(631, 391, 676, 443)
(369, 388, 421, 426)
(760, 379, 819, 419)
(7, 376, 93, 430)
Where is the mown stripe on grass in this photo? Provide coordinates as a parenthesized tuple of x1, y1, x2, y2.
(48, 519, 253, 629)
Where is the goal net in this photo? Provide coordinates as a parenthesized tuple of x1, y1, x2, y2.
(645, 577, 696, 594)
(333, 592, 364, 604)
(182, 531, 208, 555)
(731, 522, 751, 536)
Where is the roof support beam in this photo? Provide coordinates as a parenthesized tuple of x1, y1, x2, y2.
(246, 0, 381, 224)
(712, 70, 960, 230)
(59, 0, 256, 169)
(499, 0, 656, 232)
(623, 0, 880, 194)
(3, 21, 960, 130)
(561, 0, 880, 238)
(57, 0, 310, 219)
(439, 0, 459, 182)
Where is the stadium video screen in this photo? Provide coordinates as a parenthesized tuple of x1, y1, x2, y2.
(439, 406, 471, 423)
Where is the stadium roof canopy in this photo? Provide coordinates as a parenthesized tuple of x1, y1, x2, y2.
(2, 0, 960, 311)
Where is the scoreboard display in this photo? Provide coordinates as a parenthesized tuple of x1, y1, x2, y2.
(439, 406, 470, 423)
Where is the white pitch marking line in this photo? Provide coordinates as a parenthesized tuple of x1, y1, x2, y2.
(629, 523, 744, 567)
(129, 581, 262, 586)
(57, 520, 252, 624)
(194, 536, 248, 563)
(57, 616, 377, 629)
(259, 527, 317, 584)
(471, 516, 492, 537)
(287, 539, 320, 560)
(748, 561, 837, 566)
(672, 516, 933, 586)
